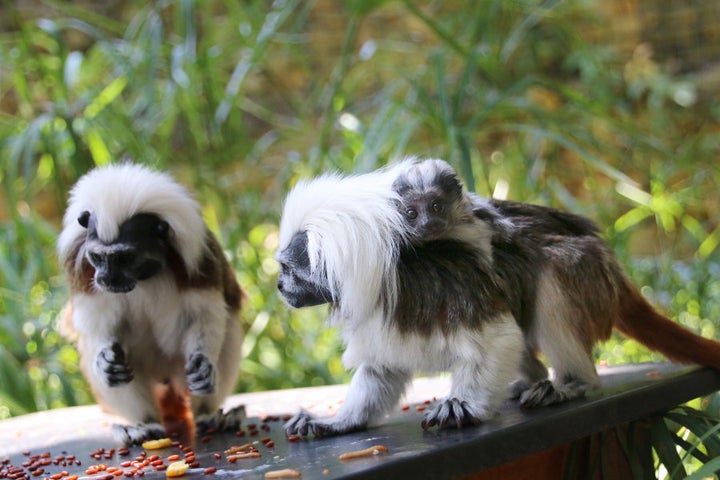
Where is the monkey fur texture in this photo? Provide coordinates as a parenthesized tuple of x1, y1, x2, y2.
(278, 158, 720, 437)
(58, 163, 245, 445)
(277, 165, 524, 436)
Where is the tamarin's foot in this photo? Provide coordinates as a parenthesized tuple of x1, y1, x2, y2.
(284, 410, 366, 438)
(421, 398, 480, 430)
(519, 379, 589, 408)
(112, 422, 165, 446)
(196, 404, 247, 432)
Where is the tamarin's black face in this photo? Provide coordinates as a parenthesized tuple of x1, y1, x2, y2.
(78, 211, 171, 293)
(276, 231, 334, 308)
(392, 168, 464, 241)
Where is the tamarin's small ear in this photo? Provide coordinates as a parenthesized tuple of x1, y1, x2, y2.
(78, 211, 91, 228)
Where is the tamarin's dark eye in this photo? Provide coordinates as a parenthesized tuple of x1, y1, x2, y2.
(406, 208, 418, 219)
(157, 220, 169, 238)
(431, 201, 443, 213)
(78, 211, 91, 228)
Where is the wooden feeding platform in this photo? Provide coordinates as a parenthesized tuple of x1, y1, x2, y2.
(2, 362, 720, 479)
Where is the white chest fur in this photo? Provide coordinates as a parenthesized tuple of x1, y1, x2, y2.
(340, 308, 523, 375)
(72, 274, 194, 356)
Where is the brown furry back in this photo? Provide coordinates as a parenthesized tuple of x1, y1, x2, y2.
(616, 281, 720, 368)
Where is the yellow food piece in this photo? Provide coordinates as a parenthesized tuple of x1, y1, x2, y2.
(264, 469, 302, 479)
(338, 445, 388, 460)
(142, 437, 173, 450)
(166, 461, 189, 477)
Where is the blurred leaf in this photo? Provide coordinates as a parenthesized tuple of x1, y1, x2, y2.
(83, 76, 128, 120)
(650, 418, 687, 479)
(502, 123, 637, 186)
(85, 128, 111, 166)
(666, 410, 720, 458)
(0, 347, 36, 415)
(698, 225, 720, 259)
(684, 457, 720, 480)
(615, 207, 653, 233)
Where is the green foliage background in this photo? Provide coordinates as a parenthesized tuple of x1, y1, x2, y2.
(0, 0, 718, 447)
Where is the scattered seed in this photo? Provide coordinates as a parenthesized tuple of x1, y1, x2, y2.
(224, 444, 251, 455)
(227, 452, 260, 462)
(338, 445, 388, 461)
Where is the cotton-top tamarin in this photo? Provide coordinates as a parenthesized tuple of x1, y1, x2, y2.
(277, 158, 720, 436)
(276, 166, 523, 435)
(58, 163, 245, 445)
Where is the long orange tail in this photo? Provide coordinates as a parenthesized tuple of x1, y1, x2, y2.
(154, 384, 196, 446)
(616, 285, 720, 368)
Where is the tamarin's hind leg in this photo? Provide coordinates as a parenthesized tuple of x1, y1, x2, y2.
(519, 338, 598, 407)
(521, 270, 600, 408)
(510, 347, 548, 399)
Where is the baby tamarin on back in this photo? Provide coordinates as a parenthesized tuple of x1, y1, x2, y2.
(58, 163, 245, 445)
(391, 158, 481, 242)
(392, 158, 720, 407)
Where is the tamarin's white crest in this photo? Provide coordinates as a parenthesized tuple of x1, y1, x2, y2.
(58, 163, 245, 445)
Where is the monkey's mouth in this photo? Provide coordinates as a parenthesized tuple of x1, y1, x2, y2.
(279, 288, 327, 308)
(416, 228, 444, 241)
(278, 282, 334, 308)
(95, 276, 137, 294)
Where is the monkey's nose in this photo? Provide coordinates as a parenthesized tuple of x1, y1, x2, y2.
(110, 250, 136, 268)
(277, 278, 284, 292)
